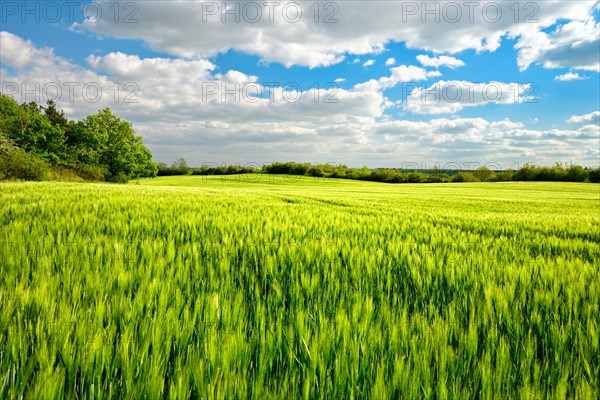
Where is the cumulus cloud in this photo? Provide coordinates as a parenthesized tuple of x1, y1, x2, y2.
(1, 31, 598, 167)
(0, 31, 386, 125)
(416, 55, 465, 69)
(135, 115, 599, 167)
(74, 1, 597, 68)
(405, 81, 534, 114)
(385, 58, 396, 66)
(354, 65, 441, 92)
(0, 32, 58, 69)
(567, 111, 600, 124)
(554, 72, 589, 81)
(87, 52, 216, 82)
(515, 19, 600, 72)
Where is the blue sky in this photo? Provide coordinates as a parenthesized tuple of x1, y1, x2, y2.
(1, 1, 599, 167)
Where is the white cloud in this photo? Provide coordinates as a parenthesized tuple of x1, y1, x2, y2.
(554, 72, 589, 81)
(87, 52, 217, 82)
(215, 70, 258, 84)
(567, 111, 600, 124)
(137, 115, 599, 167)
(75, 1, 597, 68)
(2, 31, 598, 167)
(363, 59, 375, 67)
(0, 31, 58, 69)
(385, 57, 396, 66)
(1, 32, 388, 126)
(405, 81, 534, 114)
(354, 65, 441, 92)
(515, 20, 600, 72)
(416, 55, 465, 69)
(334, 78, 346, 83)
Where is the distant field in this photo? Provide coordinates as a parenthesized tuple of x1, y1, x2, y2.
(1, 177, 599, 398)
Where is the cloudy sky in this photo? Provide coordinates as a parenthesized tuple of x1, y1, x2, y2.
(1, 0, 599, 168)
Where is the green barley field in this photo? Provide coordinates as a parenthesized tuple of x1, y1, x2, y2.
(1, 176, 599, 399)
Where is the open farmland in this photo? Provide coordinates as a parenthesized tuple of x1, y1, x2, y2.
(0, 176, 599, 398)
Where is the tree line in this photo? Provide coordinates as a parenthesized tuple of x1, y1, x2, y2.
(1, 93, 598, 184)
(158, 161, 600, 183)
(0, 94, 157, 182)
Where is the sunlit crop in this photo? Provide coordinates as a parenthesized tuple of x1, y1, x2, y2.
(1, 176, 598, 398)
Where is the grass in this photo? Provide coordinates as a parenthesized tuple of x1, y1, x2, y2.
(0, 176, 599, 398)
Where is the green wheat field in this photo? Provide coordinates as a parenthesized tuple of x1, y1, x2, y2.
(1, 176, 599, 399)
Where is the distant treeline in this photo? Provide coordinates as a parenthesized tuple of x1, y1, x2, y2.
(0, 94, 157, 182)
(1, 92, 597, 184)
(159, 161, 600, 183)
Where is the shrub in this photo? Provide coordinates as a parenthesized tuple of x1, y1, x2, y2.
(513, 164, 540, 181)
(473, 167, 496, 182)
(424, 174, 450, 183)
(407, 172, 425, 183)
(495, 170, 514, 181)
(75, 164, 107, 181)
(108, 172, 130, 184)
(452, 172, 479, 182)
(588, 167, 600, 183)
(48, 166, 86, 182)
(158, 166, 189, 176)
(565, 165, 588, 182)
(0, 147, 49, 181)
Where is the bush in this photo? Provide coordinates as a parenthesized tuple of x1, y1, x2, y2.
(495, 170, 514, 181)
(513, 164, 539, 181)
(108, 172, 130, 184)
(452, 172, 479, 182)
(407, 172, 425, 183)
(75, 164, 107, 181)
(48, 166, 85, 182)
(473, 167, 496, 182)
(588, 167, 600, 183)
(565, 165, 587, 182)
(0, 147, 49, 181)
(424, 173, 450, 183)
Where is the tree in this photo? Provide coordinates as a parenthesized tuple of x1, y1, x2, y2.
(0, 133, 16, 155)
(0, 95, 156, 182)
(452, 172, 479, 182)
(0, 95, 68, 163)
(474, 166, 495, 182)
(42, 100, 69, 131)
(75, 108, 157, 181)
(171, 158, 188, 169)
(588, 167, 600, 183)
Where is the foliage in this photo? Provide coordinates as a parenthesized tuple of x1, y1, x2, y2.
(261, 162, 599, 184)
(473, 166, 495, 182)
(589, 167, 600, 183)
(73, 108, 157, 181)
(0, 146, 49, 181)
(171, 158, 188, 169)
(0, 96, 68, 163)
(452, 172, 479, 182)
(74, 163, 108, 181)
(0, 94, 157, 182)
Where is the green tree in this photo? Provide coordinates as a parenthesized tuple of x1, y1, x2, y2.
(0, 95, 68, 163)
(474, 166, 495, 182)
(171, 158, 188, 169)
(0, 134, 49, 181)
(76, 108, 157, 181)
(42, 100, 69, 131)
